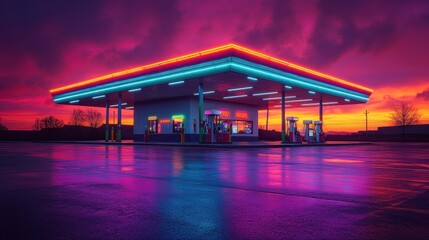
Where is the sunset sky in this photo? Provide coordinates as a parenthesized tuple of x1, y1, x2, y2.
(1, 0, 428, 132)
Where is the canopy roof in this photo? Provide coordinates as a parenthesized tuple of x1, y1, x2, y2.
(50, 44, 373, 110)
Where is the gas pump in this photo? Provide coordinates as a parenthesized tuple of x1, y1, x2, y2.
(204, 110, 231, 143)
(303, 120, 315, 143)
(286, 117, 302, 143)
(314, 121, 326, 143)
(206, 111, 219, 143)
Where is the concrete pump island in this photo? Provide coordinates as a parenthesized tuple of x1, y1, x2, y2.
(50, 44, 373, 144)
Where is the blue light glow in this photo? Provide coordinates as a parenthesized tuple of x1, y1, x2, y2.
(223, 94, 247, 99)
(308, 91, 316, 94)
(252, 91, 278, 96)
(92, 95, 105, 99)
(227, 86, 253, 92)
(285, 85, 292, 89)
(168, 80, 185, 85)
(194, 90, 215, 95)
(69, 100, 79, 103)
(302, 101, 338, 106)
(247, 76, 258, 81)
(128, 88, 142, 92)
(345, 99, 350, 102)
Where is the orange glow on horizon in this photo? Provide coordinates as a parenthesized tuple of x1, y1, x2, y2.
(50, 43, 373, 95)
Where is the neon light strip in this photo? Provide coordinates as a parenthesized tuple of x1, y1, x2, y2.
(194, 90, 215, 95)
(252, 91, 278, 96)
(128, 88, 141, 92)
(53, 62, 231, 102)
(92, 95, 105, 99)
(125, 106, 134, 109)
(273, 105, 291, 107)
(53, 60, 369, 103)
(227, 86, 253, 92)
(285, 85, 292, 89)
(168, 80, 184, 85)
(230, 62, 369, 102)
(50, 44, 373, 94)
(247, 76, 258, 81)
(50, 44, 234, 94)
(229, 44, 373, 93)
(301, 101, 338, 106)
(223, 94, 247, 99)
(345, 99, 350, 102)
(308, 91, 316, 94)
(263, 96, 296, 101)
(69, 100, 79, 103)
(110, 103, 127, 107)
(283, 99, 313, 103)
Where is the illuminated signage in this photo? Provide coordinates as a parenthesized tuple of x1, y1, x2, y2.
(159, 119, 171, 124)
(220, 111, 230, 119)
(148, 116, 157, 120)
(172, 115, 184, 120)
(235, 111, 248, 119)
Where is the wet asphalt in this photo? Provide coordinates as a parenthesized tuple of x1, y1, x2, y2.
(0, 142, 428, 239)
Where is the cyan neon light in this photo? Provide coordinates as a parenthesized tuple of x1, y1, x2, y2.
(285, 85, 292, 89)
(53, 61, 231, 102)
(53, 58, 370, 104)
(168, 80, 184, 86)
(194, 90, 215, 95)
(284, 99, 313, 103)
(252, 91, 278, 96)
(262, 97, 281, 100)
(92, 95, 105, 99)
(345, 99, 350, 102)
(223, 94, 247, 99)
(69, 100, 79, 103)
(128, 88, 141, 92)
(110, 103, 127, 107)
(302, 101, 338, 106)
(247, 76, 258, 81)
(308, 91, 316, 94)
(229, 61, 369, 102)
(227, 86, 253, 92)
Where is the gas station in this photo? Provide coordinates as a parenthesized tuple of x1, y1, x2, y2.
(50, 44, 373, 144)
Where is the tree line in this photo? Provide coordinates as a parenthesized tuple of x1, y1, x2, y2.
(33, 109, 103, 130)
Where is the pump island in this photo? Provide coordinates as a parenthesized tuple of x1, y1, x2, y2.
(50, 44, 373, 144)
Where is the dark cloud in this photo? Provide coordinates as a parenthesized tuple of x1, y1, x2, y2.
(234, 0, 298, 52)
(416, 88, 429, 100)
(0, 0, 181, 73)
(304, 0, 399, 67)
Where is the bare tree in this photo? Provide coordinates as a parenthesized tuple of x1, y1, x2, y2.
(33, 116, 64, 130)
(33, 118, 42, 131)
(70, 108, 86, 126)
(0, 118, 8, 132)
(86, 109, 103, 128)
(389, 101, 421, 136)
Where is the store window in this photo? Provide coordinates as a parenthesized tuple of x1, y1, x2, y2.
(220, 120, 253, 134)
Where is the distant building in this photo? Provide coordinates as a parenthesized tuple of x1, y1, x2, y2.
(378, 124, 429, 135)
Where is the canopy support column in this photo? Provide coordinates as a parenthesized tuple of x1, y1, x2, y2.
(198, 81, 204, 143)
(281, 89, 286, 143)
(117, 92, 122, 142)
(105, 100, 109, 142)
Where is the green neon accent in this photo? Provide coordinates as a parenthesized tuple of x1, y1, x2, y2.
(172, 114, 185, 119)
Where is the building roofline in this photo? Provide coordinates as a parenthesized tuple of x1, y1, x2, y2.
(50, 43, 373, 95)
